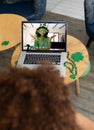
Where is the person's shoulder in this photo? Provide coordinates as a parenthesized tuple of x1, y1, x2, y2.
(76, 112, 94, 130)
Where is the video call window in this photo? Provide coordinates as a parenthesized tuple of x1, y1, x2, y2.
(22, 22, 66, 51)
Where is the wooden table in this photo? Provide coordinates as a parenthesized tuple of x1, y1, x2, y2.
(0, 14, 27, 51)
(11, 35, 89, 94)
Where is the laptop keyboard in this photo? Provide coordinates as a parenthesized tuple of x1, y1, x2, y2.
(24, 54, 61, 65)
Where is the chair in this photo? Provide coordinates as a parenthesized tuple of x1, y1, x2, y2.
(84, 0, 94, 48)
(0, 0, 47, 20)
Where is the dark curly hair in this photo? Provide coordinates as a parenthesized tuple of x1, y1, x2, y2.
(0, 64, 81, 130)
(36, 26, 49, 38)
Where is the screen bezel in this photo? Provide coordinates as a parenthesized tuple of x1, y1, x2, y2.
(22, 21, 67, 53)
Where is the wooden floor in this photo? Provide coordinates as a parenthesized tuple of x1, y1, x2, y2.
(47, 0, 84, 20)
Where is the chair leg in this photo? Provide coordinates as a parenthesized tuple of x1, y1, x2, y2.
(75, 79, 80, 95)
(86, 38, 92, 48)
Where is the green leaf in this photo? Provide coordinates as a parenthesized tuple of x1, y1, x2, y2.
(70, 74, 76, 79)
(1, 41, 9, 46)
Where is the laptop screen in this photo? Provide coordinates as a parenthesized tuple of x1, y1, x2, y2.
(22, 22, 67, 52)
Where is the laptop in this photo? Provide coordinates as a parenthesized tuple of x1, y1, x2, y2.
(17, 21, 67, 77)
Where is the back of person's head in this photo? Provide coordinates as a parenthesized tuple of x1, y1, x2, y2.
(0, 64, 81, 130)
